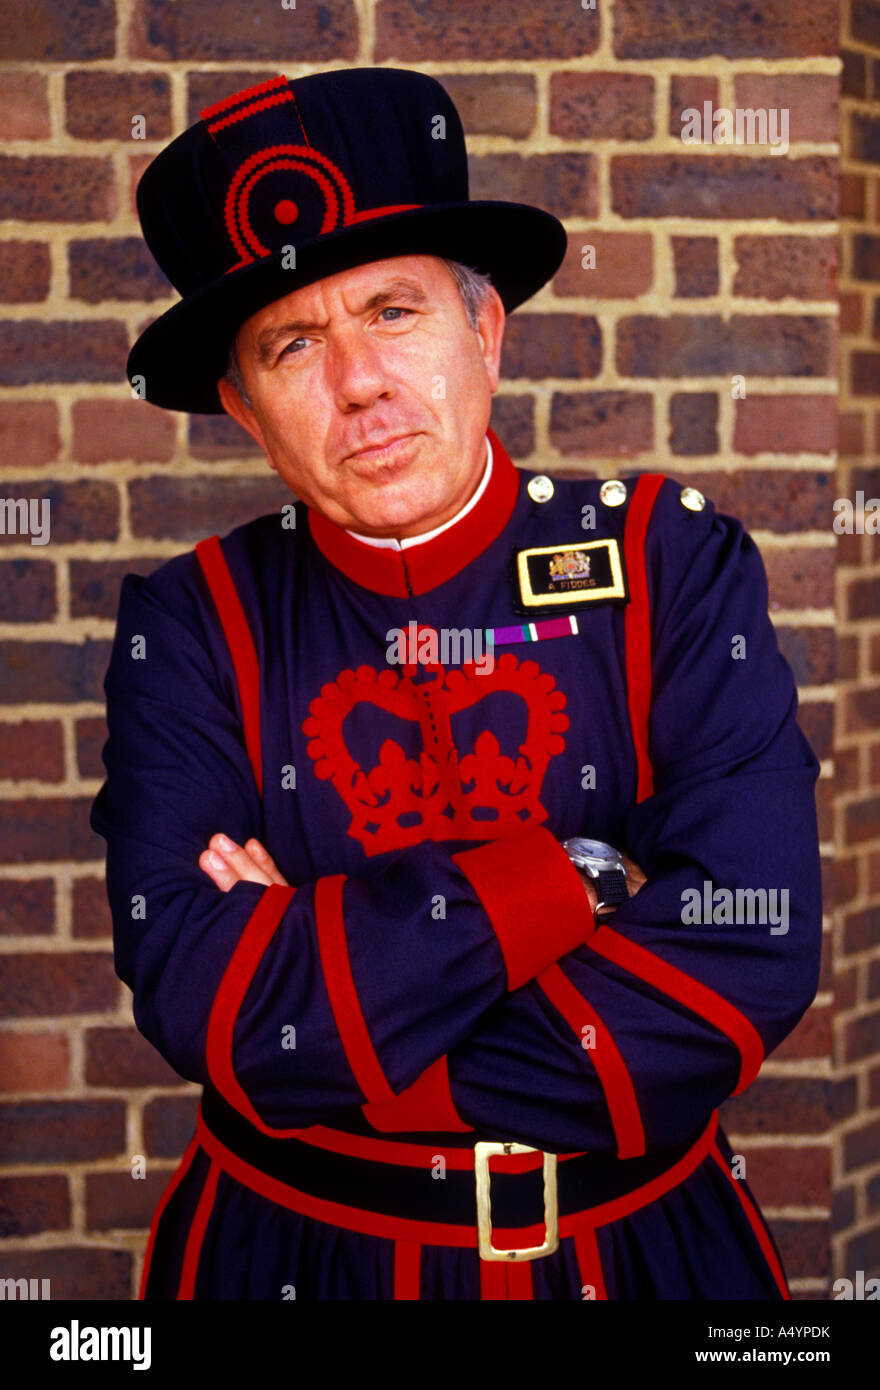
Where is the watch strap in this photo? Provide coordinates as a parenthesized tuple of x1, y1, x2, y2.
(596, 867, 628, 910)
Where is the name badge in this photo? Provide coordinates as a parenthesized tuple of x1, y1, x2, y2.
(513, 539, 628, 611)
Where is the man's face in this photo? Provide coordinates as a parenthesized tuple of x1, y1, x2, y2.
(217, 255, 506, 538)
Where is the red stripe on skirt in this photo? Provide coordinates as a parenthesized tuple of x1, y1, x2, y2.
(177, 1158, 220, 1300)
(138, 1134, 201, 1300)
(393, 1241, 421, 1299)
(574, 1228, 608, 1300)
(709, 1142, 790, 1299)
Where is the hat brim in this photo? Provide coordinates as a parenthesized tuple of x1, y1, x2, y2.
(126, 202, 568, 413)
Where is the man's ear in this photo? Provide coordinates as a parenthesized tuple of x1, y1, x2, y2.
(477, 286, 506, 395)
(216, 377, 272, 462)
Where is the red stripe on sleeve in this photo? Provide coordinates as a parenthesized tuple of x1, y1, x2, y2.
(709, 1142, 791, 1299)
(453, 827, 595, 991)
(623, 474, 665, 804)
(314, 874, 396, 1105)
(536, 962, 646, 1159)
(195, 535, 264, 796)
(588, 924, 765, 1093)
(362, 1055, 473, 1133)
(205, 883, 303, 1136)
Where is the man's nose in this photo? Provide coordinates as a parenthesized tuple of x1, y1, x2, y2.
(327, 330, 393, 410)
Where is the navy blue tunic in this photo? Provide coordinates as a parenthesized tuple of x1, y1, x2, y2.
(90, 431, 822, 1300)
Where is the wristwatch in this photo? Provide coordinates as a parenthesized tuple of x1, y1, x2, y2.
(562, 837, 628, 917)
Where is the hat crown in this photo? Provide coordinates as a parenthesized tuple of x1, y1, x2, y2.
(137, 68, 468, 296)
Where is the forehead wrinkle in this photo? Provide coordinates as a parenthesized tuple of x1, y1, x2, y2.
(252, 275, 432, 365)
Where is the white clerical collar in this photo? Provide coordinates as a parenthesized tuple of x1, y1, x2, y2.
(344, 435, 493, 551)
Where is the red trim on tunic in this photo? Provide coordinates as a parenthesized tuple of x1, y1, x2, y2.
(536, 962, 646, 1159)
(177, 1159, 220, 1300)
(623, 474, 665, 804)
(393, 1242, 422, 1300)
(205, 883, 302, 1135)
(505, 1262, 534, 1300)
(281, 1122, 584, 1171)
(307, 428, 520, 597)
(194, 1107, 718, 1248)
(362, 1055, 473, 1133)
(588, 925, 765, 1094)
(574, 1228, 608, 1300)
(453, 827, 595, 991)
(709, 1142, 791, 1299)
(195, 535, 263, 796)
(314, 874, 396, 1105)
(480, 1261, 507, 1299)
(138, 1134, 201, 1300)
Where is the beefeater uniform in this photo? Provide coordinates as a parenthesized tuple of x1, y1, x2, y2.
(90, 69, 823, 1300)
(90, 425, 821, 1300)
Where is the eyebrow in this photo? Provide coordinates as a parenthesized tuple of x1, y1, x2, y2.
(253, 278, 430, 364)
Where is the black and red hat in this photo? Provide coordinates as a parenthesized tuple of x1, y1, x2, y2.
(127, 67, 568, 414)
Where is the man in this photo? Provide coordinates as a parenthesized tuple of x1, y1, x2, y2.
(91, 67, 822, 1301)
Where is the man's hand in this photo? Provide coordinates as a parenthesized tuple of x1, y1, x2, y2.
(199, 834, 290, 892)
(580, 850, 647, 915)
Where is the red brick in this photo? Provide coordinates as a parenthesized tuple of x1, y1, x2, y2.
(128, 475, 292, 542)
(834, 1075, 859, 1124)
(470, 154, 597, 219)
(0, 951, 118, 1020)
(0, 1031, 70, 1092)
(0, 156, 114, 222)
(843, 1114, 880, 1167)
(836, 962, 858, 1012)
(844, 794, 880, 846)
(0, 1099, 125, 1162)
(75, 716, 107, 780)
(489, 396, 535, 460)
(851, 351, 880, 396)
(771, 1220, 830, 1279)
(501, 315, 601, 380)
(828, 855, 858, 911)
(868, 956, 880, 1001)
(188, 413, 261, 461)
(65, 71, 172, 141)
(833, 747, 861, 794)
(0, 482, 118, 543)
(853, 4, 880, 47)
(733, 235, 837, 301)
(850, 112, 880, 167)
(0, 241, 51, 304)
(853, 234, 880, 281)
(552, 232, 653, 300)
(0, 561, 55, 622)
(86, 1027, 182, 1088)
(844, 573, 880, 623)
(0, 321, 129, 386)
(0, 640, 111, 705)
(614, 0, 837, 58)
(2, 0, 115, 60)
(795, 701, 832, 757)
(72, 877, 112, 941)
(435, 75, 536, 139)
(844, 1226, 880, 1278)
(132, 0, 357, 60)
(0, 720, 64, 782)
(0, 1175, 69, 1236)
(668, 76, 719, 139)
(668, 393, 718, 454)
(69, 238, 172, 303)
(611, 155, 836, 221)
(73, 398, 176, 465)
(376, 0, 598, 60)
(0, 402, 59, 468)
(843, 49, 868, 99)
(722, 1076, 831, 1134)
(0, 878, 54, 936)
(840, 173, 866, 219)
(549, 392, 653, 458)
(0, 72, 51, 139)
(737, 1144, 829, 1209)
(733, 395, 838, 454)
(143, 1094, 200, 1157)
(671, 237, 719, 298)
(85, 1169, 174, 1230)
(186, 71, 280, 126)
(549, 72, 654, 140)
(616, 314, 834, 378)
(838, 407, 865, 451)
(845, 687, 880, 735)
(733, 75, 838, 144)
(771, 1004, 831, 1060)
(0, 1247, 130, 1300)
(774, 627, 835, 686)
(0, 799, 105, 864)
(128, 152, 153, 218)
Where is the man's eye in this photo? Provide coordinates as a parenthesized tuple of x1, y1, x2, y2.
(379, 307, 412, 322)
(279, 337, 308, 358)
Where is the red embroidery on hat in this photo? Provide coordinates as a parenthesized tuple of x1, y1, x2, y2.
(224, 144, 357, 262)
(207, 89, 295, 136)
(348, 203, 422, 223)
(303, 656, 569, 857)
(200, 75, 288, 124)
(274, 199, 299, 225)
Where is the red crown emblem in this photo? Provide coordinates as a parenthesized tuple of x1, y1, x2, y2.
(302, 654, 569, 856)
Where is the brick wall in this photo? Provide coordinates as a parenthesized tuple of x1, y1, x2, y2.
(834, 0, 880, 1291)
(0, 0, 845, 1299)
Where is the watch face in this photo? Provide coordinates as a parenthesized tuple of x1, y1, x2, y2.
(563, 837, 625, 875)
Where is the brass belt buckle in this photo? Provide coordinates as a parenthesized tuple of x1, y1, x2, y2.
(474, 1141, 559, 1262)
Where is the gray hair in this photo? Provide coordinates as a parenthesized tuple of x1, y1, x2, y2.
(224, 257, 493, 406)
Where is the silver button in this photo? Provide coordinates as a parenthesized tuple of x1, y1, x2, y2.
(680, 486, 706, 512)
(527, 474, 554, 503)
(599, 479, 627, 507)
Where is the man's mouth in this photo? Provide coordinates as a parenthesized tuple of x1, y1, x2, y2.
(344, 433, 421, 471)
